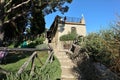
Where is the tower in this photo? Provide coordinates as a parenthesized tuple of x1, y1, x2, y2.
(80, 14, 85, 25)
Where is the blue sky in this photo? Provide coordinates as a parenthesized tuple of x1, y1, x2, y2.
(45, 0, 120, 33)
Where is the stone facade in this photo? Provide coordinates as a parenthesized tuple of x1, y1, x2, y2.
(58, 23, 86, 42)
(47, 15, 86, 50)
(54, 16, 86, 43)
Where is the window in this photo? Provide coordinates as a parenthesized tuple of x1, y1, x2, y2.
(71, 27, 76, 33)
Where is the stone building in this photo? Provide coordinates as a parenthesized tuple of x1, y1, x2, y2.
(46, 15, 86, 49)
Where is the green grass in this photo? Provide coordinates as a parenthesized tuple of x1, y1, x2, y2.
(0, 51, 48, 72)
(0, 51, 61, 80)
(38, 56, 61, 80)
(1, 58, 29, 72)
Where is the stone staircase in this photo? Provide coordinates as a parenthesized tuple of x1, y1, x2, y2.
(54, 51, 77, 80)
(49, 41, 77, 80)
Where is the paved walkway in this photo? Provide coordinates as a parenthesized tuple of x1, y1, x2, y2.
(52, 42, 77, 80)
(55, 51, 77, 80)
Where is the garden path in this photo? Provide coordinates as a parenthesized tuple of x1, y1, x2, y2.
(53, 42, 77, 80)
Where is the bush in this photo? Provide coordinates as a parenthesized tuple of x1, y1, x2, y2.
(6, 34, 45, 48)
(36, 44, 49, 49)
(27, 36, 45, 48)
(60, 32, 77, 41)
(35, 36, 45, 44)
(85, 31, 112, 63)
(80, 28, 120, 75)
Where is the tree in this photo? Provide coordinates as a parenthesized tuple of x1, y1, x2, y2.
(0, 0, 72, 41)
(79, 16, 120, 75)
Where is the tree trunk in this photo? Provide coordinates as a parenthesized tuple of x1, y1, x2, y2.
(0, 0, 5, 40)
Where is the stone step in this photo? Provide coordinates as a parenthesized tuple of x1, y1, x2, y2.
(57, 56, 69, 59)
(61, 78, 76, 80)
(61, 67, 74, 74)
(61, 75, 76, 80)
(55, 55, 70, 60)
(55, 54, 69, 57)
(59, 59, 72, 63)
(60, 62, 75, 67)
(57, 57, 70, 60)
(61, 65, 74, 68)
(56, 58, 70, 62)
(54, 49, 77, 80)
(55, 52, 68, 56)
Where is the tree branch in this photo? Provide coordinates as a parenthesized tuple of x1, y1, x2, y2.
(6, 0, 30, 13)
(4, 0, 12, 8)
(4, 11, 28, 24)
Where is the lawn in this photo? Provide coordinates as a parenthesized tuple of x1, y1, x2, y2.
(0, 51, 61, 80)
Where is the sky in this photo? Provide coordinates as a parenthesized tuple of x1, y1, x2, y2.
(45, 0, 120, 34)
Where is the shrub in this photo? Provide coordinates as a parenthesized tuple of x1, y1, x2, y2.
(81, 28, 120, 75)
(36, 44, 49, 49)
(27, 36, 45, 48)
(35, 36, 45, 44)
(60, 32, 77, 41)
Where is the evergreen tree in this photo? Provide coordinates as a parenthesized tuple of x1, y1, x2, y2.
(0, 0, 72, 41)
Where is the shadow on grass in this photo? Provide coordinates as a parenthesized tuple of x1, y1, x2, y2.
(2, 51, 33, 64)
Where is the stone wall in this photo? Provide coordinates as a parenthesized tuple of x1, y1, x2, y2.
(58, 23, 86, 42)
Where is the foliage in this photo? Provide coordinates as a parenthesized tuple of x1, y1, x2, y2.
(30, 10, 45, 35)
(27, 35, 45, 48)
(60, 31, 78, 41)
(84, 31, 114, 64)
(36, 44, 49, 50)
(0, 0, 73, 41)
(79, 23, 120, 75)
(6, 34, 45, 48)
